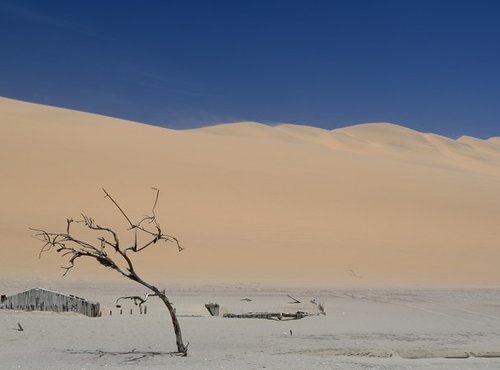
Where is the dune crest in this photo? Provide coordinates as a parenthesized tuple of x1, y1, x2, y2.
(1, 96, 500, 284)
(195, 120, 500, 176)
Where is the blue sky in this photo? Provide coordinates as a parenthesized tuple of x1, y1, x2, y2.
(1, 0, 499, 138)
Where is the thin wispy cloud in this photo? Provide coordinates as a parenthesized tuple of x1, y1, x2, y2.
(118, 66, 228, 100)
(0, 1, 128, 48)
(0, 1, 86, 35)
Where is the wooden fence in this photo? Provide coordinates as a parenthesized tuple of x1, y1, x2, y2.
(0, 288, 100, 317)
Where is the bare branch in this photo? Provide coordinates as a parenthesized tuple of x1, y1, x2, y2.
(151, 187, 159, 218)
(136, 187, 160, 227)
(79, 213, 120, 250)
(66, 218, 73, 234)
(116, 292, 159, 307)
(102, 188, 134, 228)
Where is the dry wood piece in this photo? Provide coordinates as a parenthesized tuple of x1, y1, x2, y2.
(31, 188, 188, 356)
(310, 298, 326, 315)
(287, 295, 301, 304)
(223, 311, 310, 320)
(17, 323, 24, 331)
(116, 293, 157, 308)
(64, 348, 178, 362)
(204, 303, 220, 316)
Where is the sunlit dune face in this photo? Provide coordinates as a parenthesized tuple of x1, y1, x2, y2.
(1, 97, 500, 285)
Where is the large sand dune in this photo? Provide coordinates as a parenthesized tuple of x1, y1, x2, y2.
(1, 96, 500, 284)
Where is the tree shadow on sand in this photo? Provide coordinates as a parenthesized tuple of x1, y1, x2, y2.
(63, 348, 181, 363)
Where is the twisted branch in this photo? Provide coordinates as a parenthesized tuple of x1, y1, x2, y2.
(33, 188, 183, 277)
(116, 292, 160, 308)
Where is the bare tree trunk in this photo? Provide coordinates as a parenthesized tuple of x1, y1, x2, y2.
(157, 293, 187, 355)
(126, 275, 188, 355)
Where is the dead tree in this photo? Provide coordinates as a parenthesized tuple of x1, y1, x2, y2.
(31, 188, 188, 356)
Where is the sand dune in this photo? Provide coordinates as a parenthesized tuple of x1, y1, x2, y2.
(1, 96, 500, 284)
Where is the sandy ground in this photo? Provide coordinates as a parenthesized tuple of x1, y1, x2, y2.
(2, 281, 500, 369)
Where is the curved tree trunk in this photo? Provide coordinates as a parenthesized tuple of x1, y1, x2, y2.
(129, 278, 188, 355)
(158, 294, 188, 355)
